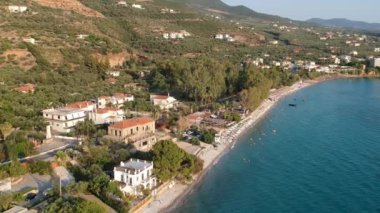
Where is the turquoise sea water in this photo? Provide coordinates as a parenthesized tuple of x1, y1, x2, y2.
(174, 78, 380, 213)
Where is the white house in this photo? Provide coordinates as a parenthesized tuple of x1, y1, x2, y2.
(163, 31, 190, 40)
(42, 108, 87, 133)
(114, 159, 157, 195)
(89, 107, 124, 125)
(270, 40, 279, 45)
(117, 1, 128, 6)
(150, 94, 178, 110)
(350, 51, 358, 56)
(76, 34, 89, 39)
(215, 33, 234, 42)
(65, 101, 97, 113)
(97, 93, 134, 109)
(370, 58, 380, 68)
(340, 55, 352, 64)
(106, 71, 121, 77)
(374, 48, 380, 52)
(8, 6, 28, 13)
(334, 57, 341, 65)
(22, 38, 35, 44)
(132, 4, 144, 9)
(161, 8, 176, 14)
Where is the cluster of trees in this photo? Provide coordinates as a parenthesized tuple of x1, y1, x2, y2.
(0, 191, 24, 212)
(0, 160, 52, 179)
(148, 57, 298, 110)
(152, 140, 203, 182)
(0, 130, 36, 162)
(45, 197, 106, 213)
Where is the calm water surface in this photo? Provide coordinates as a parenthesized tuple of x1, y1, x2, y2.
(174, 78, 380, 213)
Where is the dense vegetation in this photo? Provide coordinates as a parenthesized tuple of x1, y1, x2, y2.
(152, 140, 203, 181)
(44, 197, 106, 213)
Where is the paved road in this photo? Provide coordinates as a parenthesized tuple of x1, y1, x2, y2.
(1, 137, 79, 165)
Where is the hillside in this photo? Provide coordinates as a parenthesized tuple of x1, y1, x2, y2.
(0, 0, 379, 132)
(168, 0, 285, 21)
(307, 18, 380, 33)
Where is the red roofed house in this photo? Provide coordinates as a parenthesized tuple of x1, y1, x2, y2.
(97, 93, 134, 109)
(15, 84, 35, 94)
(65, 101, 96, 112)
(89, 107, 124, 125)
(186, 112, 212, 126)
(106, 77, 118, 85)
(150, 94, 178, 110)
(108, 117, 156, 151)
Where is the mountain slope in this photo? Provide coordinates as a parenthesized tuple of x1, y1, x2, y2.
(307, 18, 380, 32)
(167, 0, 286, 21)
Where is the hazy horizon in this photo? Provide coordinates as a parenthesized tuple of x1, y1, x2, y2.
(222, 0, 380, 23)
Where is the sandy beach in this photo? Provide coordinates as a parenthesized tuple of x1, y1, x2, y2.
(140, 76, 344, 213)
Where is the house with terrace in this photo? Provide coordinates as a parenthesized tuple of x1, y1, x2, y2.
(89, 107, 124, 125)
(42, 108, 87, 133)
(107, 117, 156, 151)
(113, 159, 156, 195)
(97, 93, 134, 109)
(150, 94, 178, 110)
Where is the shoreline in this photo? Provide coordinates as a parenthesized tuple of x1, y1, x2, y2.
(140, 74, 366, 213)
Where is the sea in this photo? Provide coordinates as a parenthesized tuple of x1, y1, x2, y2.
(173, 78, 380, 213)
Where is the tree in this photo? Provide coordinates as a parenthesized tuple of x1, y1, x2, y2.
(75, 119, 97, 138)
(56, 150, 67, 162)
(152, 140, 203, 182)
(0, 122, 13, 140)
(29, 161, 52, 175)
(7, 161, 28, 177)
(202, 132, 214, 144)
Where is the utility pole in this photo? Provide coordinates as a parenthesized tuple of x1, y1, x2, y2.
(59, 176, 62, 197)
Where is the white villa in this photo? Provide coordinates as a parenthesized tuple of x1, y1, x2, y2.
(163, 30, 190, 40)
(106, 71, 121, 77)
(89, 107, 124, 125)
(117, 1, 128, 6)
(215, 33, 234, 42)
(42, 108, 87, 133)
(114, 159, 157, 195)
(77, 34, 89, 39)
(22, 38, 35, 44)
(132, 4, 144, 9)
(150, 94, 178, 110)
(8, 5, 27, 13)
(370, 58, 380, 68)
(97, 93, 134, 109)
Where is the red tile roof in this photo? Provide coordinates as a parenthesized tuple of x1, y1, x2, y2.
(66, 101, 95, 109)
(15, 84, 35, 93)
(114, 93, 132, 98)
(186, 112, 212, 121)
(106, 78, 118, 84)
(110, 117, 154, 129)
(152, 95, 169, 100)
(96, 107, 120, 114)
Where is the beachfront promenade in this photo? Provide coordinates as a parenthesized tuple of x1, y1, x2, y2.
(140, 81, 311, 213)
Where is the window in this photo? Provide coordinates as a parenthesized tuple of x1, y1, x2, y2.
(119, 131, 121, 136)
(58, 116, 60, 119)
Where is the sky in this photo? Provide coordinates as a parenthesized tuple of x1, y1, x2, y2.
(223, 0, 380, 23)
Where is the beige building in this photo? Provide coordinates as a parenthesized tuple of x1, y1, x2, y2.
(108, 117, 156, 151)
